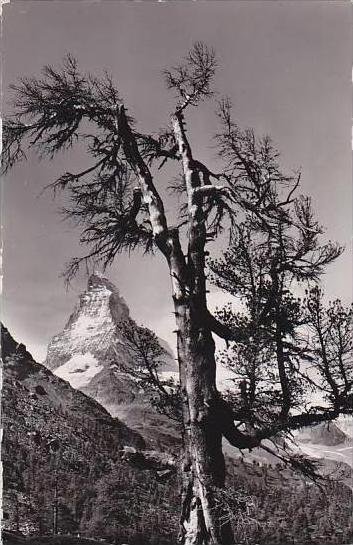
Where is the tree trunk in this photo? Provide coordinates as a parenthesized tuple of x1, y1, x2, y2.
(118, 107, 234, 542)
(165, 219, 234, 544)
(173, 295, 234, 545)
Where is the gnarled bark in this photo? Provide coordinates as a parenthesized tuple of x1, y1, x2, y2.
(174, 294, 234, 545)
(170, 112, 234, 544)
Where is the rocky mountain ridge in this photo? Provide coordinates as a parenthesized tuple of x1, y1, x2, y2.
(296, 421, 350, 447)
(46, 273, 130, 372)
(1, 323, 143, 444)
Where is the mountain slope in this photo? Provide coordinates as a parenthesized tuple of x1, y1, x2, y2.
(334, 415, 353, 439)
(1, 324, 179, 543)
(45, 273, 138, 410)
(1, 323, 143, 447)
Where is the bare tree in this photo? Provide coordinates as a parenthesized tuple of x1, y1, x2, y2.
(3, 45, 352, 545)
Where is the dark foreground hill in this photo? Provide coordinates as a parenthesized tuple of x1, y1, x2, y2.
(2, 324, 353, 545)
(1, 325, 179, 544)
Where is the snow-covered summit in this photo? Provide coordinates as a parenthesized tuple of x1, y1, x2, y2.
(44, 274, 176, 439)
(46, 273, 130, 371)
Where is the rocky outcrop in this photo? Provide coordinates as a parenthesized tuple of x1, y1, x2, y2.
(334, 415, 353, 440)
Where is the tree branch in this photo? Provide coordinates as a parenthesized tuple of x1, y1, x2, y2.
(205, 311, 244, 345)
(194, 185, 227, 197)
(116, 105, 170, 255)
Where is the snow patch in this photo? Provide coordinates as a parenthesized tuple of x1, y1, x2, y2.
(54, 353, 103, 389)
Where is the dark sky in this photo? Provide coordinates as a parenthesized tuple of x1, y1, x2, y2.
(2, 0, 352, 361)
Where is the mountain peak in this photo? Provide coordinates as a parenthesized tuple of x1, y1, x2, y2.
(88, 271, 119, 293)
(44, 275, 177, 439)
(45, 274, 130, 374)
(297, 421, 348, 447)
